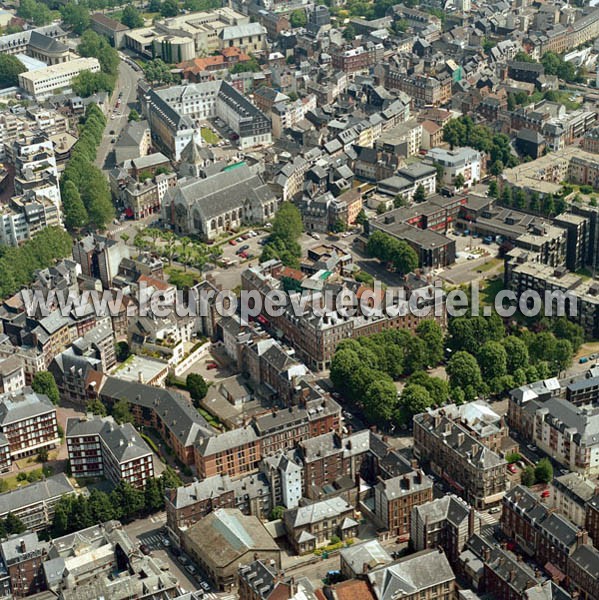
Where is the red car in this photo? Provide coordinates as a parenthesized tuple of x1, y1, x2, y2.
(207, 362, 218, 370)
(541, 490, 550, 498)
(239, 251, 248, 259)
(508, 464, 517, 473)
(228, 239, 237, 246)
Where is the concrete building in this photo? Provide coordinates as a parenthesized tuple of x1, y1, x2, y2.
(90, 13, 129, 48)
(18, 57, 101, 100)
(0, 357, 25, 395)
(425, 147, 482, 190)
(0, 474, 75, 531)
(0, 532, 46, 598)
(550, 472, 597, 527)
(66, 416, 154, 488)
(72, 233, 130, 289)
(0, 387, 60, 463)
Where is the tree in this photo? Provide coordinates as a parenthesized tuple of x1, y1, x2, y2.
(407, 372, 448, 406)
(112, 398, 134, 424)
(447, 351, 484, 402)
(454, 173, 466, 189)
(477, 341, 508, 381)
(160, 0, 179, 17)
(143, 59, 174, 85)
(413, 184, 427, 203)
(160, 466, 182, 491)
(186, 373, 208, 404)
(86, 397, 107, 416)
(113, 481, 145, 519)
(116, 341, 130, 362)
(128, 109, 141, 122)
(521, 466, 535, 486)
(405, 337, 428, 374)
(363, 378, 398, 425)
(88, 489, 116, 523)
(505, 452, 521, 464)
(552, 338, 573, 373)
(272, 202, 303, 242)
(534, 458, 553, 484)
(488, 180, 498, 198)
(37, 447, 49, 462)
(62, 180, 88, 230)
(148, 0, 162, 11)
(61, 2, 91, 34)
(501, 336, 529, 374)
(270, 505, 285, 520)
(122, 5, 144, 28)
(4, 513, 25, 535)
(144, 477, 164, 512)
(290, 9, 307, 27)
(416, 320, 444, 366)
(32, 371, 60, 405)
(0, 54, 26, 88)
(400, 384, 433, 420)
(343, 24, 356, 41)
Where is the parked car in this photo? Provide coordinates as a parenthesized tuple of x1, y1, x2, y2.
(228, 239, 237, 246)
(206, 362, 218, 370)
(235, 237, 243, 243)
(185, 565, 197, 576)
(177, 555, 189, 566)
(200, 582, 210, 591)
(541, 490, 550, 498)
(508, 464, 517, 474)
(239, 244, 250, 252)
(170, 547, 181, 557)
(239, 251, 248, 259)
(140, 544, 151, 555)
(489, 507, 501, 514)
(160, 537, 171, 547)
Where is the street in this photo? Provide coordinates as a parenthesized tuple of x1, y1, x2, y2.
(96, 58, 143, 173)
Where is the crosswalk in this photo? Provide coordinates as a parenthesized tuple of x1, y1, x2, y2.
(478, 511, 501, 527)
(139, 532, 166, 551)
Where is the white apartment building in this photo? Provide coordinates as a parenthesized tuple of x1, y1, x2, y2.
(271, 95, 317, 139)
(532, 397, 599, 476)
(549, 472, 597, 526)
(426, 146, 482, 189)
(18, 57, 101, 100)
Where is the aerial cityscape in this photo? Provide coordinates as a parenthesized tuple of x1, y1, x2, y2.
(0, 0, 599, 598)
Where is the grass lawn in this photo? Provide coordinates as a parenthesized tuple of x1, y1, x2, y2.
(481, 276, 504, 305)
(197, 407, 225, 431)
(476, 258, 502, 273)
(201, 126, 220, 145)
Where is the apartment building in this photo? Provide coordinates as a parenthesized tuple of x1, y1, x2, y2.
(0, 357, 25, 394)
(585, 492, 599, 548)
(18, 57, 101, 100)
(411, 495, 481, 567)
(373, 471, 433, 538)
(502, 485, 587, 573)
(0, 533, 46, 598)
(367, 549, 456, 600)
(0, 388, 59, 462)
(0, 25, 68, 63)
(506, 261, 599, 340)
(0, 474, 75, 531)
(413, 410, 508, 509)
(260, 453, 303, 510)
(385, 72, 452, 107)
(66, 416, 154, 488)
(331, 42, 384, 73)
(283, 497, 357, 554)
(425, 147, 483, 189)
(550, 472, 597, 527)
(194, 426, 261, 480)
(99, 377, 213, 466)
(165, 472, 271, 535)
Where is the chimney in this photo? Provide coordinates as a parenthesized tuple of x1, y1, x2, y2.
(468, 506, 476, 537)
(576, 530, 589, 547)
(19, 539, 25, 553)
(138, 370, 144, 384)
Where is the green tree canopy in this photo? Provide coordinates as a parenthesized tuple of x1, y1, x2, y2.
(0, 54, 26, 88)
(122, 5, 144, 28)
(31, 371, 60, 405)
(289, 9, 307, 27)
(534, 458, 553, 483)
(186, 373, 208, 404)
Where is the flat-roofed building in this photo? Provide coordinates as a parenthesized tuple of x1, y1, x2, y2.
(18, 57, 101, 100)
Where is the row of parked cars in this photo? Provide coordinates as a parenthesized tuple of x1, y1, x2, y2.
(139, 532, 212, 593)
